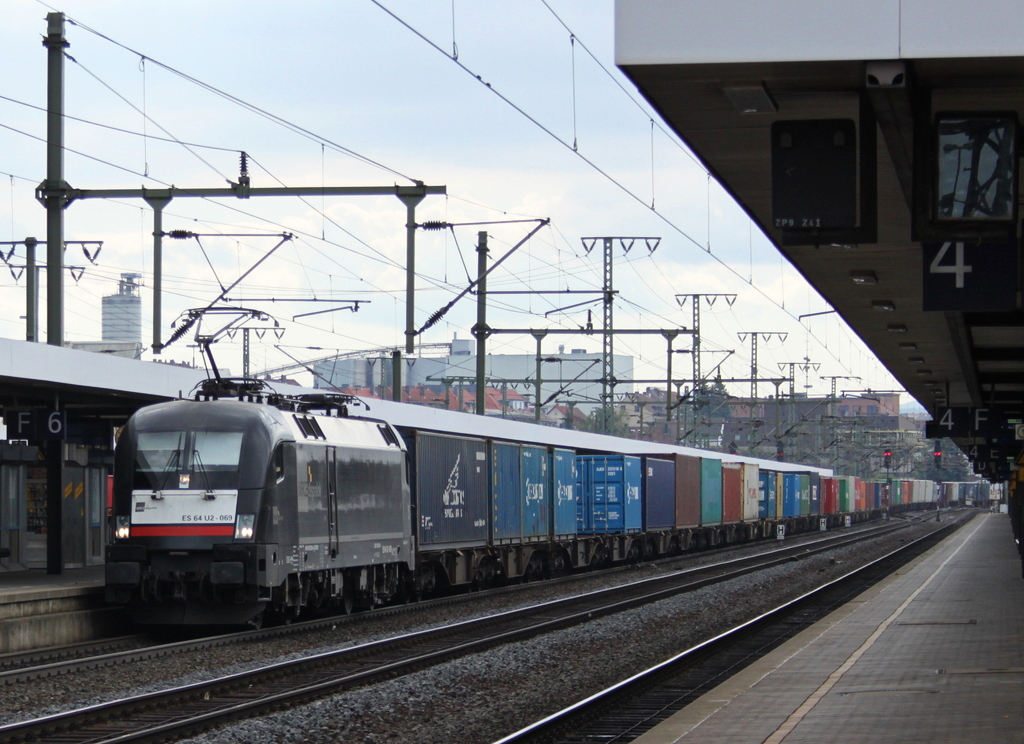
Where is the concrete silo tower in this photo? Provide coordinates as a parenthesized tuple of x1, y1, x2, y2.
(102, 273, 142, 343)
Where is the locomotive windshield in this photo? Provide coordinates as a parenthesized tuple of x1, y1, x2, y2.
(133, 430, 244, 491)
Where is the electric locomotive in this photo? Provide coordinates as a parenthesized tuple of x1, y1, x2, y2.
(105, 381, 413, 626)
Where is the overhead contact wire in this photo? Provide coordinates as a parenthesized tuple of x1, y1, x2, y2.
(66, 15, 417, 184)
(369, 0, 868, 384)
(67, 53, 231, 183)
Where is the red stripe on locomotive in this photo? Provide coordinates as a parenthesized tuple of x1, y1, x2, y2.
(132, 525, 235, 537)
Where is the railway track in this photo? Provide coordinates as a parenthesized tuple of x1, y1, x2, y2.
(0, 516, 917, 687)
(0, 517, 929, 744)
(0, 636, 149, 678)
(493, 511, 974, 744)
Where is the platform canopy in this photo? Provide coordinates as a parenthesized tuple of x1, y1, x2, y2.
(616, 0, 1024, 467)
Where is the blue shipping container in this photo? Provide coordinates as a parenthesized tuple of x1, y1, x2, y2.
(783, 473, 801, 518)
(758, 470, 776, 519)
(576, 455, 642, 534)
(521, 445, 549, 540)
(622, 456, 643, 532)
(492, 442, 522, 543)
(552, 449, 576, 537)
(799, 474, 811, 516)
(700, 458, 723, 525)
(491, 443, 551, 543)
(643, 457, 675, 530)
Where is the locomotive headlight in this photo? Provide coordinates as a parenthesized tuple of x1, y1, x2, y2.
(115, 516, 130, 540)
(234, 514, 256, 540)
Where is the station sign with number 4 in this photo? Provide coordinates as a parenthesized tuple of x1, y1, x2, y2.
(922, 240, 1016, 311)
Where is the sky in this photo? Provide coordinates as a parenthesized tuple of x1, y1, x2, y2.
(0, 1, 908, 404)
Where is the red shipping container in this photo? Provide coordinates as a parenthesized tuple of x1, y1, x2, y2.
(822, 477, 839, 514)
(674, 454, 702, 528)
(721, 462, 743, 523)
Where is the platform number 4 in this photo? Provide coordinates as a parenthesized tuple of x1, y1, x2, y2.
(929, 242, 973, 288)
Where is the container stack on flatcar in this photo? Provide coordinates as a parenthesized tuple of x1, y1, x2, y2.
(103, 381, 974, 626)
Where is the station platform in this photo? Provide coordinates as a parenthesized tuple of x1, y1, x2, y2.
(636, 512, 1023, 744)
(0, 564, 104, 597)
(0, 565, 113, 653)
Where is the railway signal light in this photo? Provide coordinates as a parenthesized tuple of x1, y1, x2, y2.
(883, 449, 892, 468)
(934, 449, 942, 468)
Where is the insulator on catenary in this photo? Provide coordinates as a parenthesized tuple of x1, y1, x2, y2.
(420, 303, 451, 332)
(164, 318, 195, 346)
(166, 230, 193, 239)
(419, 221, 449, 231)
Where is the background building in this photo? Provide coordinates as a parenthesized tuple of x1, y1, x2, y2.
(312, 336, 634, 418)
(70, 273, 143, 360)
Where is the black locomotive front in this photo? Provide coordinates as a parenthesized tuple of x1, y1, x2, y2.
(105, 399, 281, 625)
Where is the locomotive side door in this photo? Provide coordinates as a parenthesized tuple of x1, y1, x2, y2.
(327, 447, 338, 559)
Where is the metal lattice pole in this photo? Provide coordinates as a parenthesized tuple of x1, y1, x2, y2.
(583, 236, 661, 433)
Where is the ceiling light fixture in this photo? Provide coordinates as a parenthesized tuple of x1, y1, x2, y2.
(887, 323, 908, 333)
(908, 357, 925, 365)
(916, 369, 933, 375)
(872, 300, 896, 312)
(898, 342, 918, 350)
(723, 84, 777, 114)
(850, 270, 878, 285)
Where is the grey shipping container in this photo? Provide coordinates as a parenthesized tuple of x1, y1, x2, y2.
(410, 432, 489, 549)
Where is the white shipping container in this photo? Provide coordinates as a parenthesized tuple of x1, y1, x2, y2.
(741, 463, 760, 522)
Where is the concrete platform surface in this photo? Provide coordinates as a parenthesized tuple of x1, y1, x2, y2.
(636, 513, 1024, 744)
(0, 564, 104, 602)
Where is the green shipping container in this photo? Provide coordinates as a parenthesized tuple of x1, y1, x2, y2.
(838, 478, 850, 513)
(700, 458, 723, 525)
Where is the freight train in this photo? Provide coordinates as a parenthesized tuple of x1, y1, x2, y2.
(104, 379, 946, 626)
